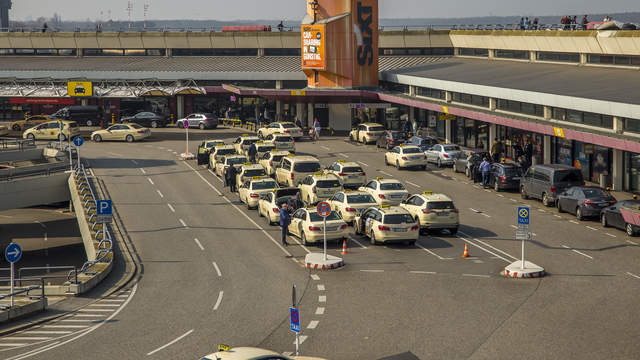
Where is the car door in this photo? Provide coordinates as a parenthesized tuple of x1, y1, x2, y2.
(290, 209, 306, 236)
(332, 193, 344, 212)
(363, 210, 377, 235)
(402, 195, 419, 215)
(610, 202, 626, 229)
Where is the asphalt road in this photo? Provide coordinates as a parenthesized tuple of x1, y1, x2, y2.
(1, 127, 639, 360)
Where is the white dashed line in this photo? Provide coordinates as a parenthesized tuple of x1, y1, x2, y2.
(562, 245, 593, 259)
(315, 307, 325, 315)
(586, 226, 598, 231)
(415, 243, 452, 260)
(538, 209, 546, 213)
(167, 149, 173, 152)
(510, 225, 518, 229)
(627, 272, 640, 280)
(481, 213, 491, 218)
(510, 199, 517, 202)
(360, 269, 384, 272)
(167, 203, 175, 213)
(307, 320, 319, 329)
(627, 240, 638, 245)
(317, 284, 325, 291)
(147, 178, 154, 185)
(469, 208, 481, 213)
(146, 329, 194, 356)
(337, 153, 349, 158)
(310, 274, 320, 281)
(409, 271, 436, 274)
(379, 170, 393, 177)
(318, 295, 326, 302)
(463, 274, 491, 278)
(569, 220, 580, 225)
(179, 219, 187, 228)
(131, 160, 138, 165)
(349, 237, 368, 249)
(497, 194, 504, 197)
(357, 161, 369, 167)
(320, 146, 330, 151)
(604, 233, 616, 238)
(294, 336, 308, 345)
(554, 215, 562, 218)
(194, 238, 204, 251)
(140, 168, 146, 174)
(212, 262, 222, 277)
(406, 181, 420, 188)
(213, 291, 224, 310)
(156, 190, 164, 198)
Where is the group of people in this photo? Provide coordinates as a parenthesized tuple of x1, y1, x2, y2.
(560, 15, 591, 30)
(518, 17, 539, 30)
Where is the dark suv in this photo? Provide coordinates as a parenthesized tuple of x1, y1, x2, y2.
(520, 164, 585, 206)
(489, 162, 523, 192)
(376, 131, 406, 150)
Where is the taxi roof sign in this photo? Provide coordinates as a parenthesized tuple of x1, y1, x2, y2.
(337, 160, 346, 163)
(376, 177, 384, 180)
(423, 191, 433, 195)
(242, 134, 249, 136)
(380, 204, 391, 208)
(217, 344, 232, 352)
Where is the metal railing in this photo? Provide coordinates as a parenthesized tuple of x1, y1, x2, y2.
(0, 138, 36, 151)
(18, 266, 79, 285)
(0, 276, 45, 311)
(220, 118, 336, 136)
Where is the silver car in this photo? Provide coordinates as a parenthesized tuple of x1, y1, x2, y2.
(176, 113, 218, 130)
(425, 144, 462, 168)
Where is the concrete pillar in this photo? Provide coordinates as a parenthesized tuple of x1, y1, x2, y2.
(488, 49, 495, 58)
(81, 99, 88, 106)
(296, 103, 305, 124)
(276, 80, 283, 120)
(307, 103, 315, 128)
(177, 95, 185, 119)
(612, 149, 624, 190)
(409, 85, 415, 97)
(445, 120, 452, 144)
(530, 51, 536, 62)
(489, 98, 497, 111)
(258, 48, 265, 57)
(580, 53, 588, 64)
(166, 48, 172, 57)
(544, 106, 552, 120)
(489, 124, 497, 143)
(613, 116, 624, 133)
(445, 91, 452, 103)
(328, 104, 350, 132)
(543, 135, 551, 164)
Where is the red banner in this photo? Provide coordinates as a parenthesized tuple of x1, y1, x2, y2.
(9, 97, 76, 105)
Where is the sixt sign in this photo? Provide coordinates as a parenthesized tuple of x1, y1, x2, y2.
(356, 1, 374, 66)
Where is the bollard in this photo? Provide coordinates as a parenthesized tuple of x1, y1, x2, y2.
(24, 112, 29, 122)
(170, 114, 174, 126)
(111, 113, 115, 125)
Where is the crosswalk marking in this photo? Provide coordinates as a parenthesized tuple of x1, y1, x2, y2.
(44, 325, 89, 328)
(89, 304, 121, 307)
(78, 309, 114, 312)
(0, 343, 28, 346)
(25, 331, 72, 335)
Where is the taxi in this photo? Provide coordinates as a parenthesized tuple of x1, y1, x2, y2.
(288, 208, 349, 246)
(385, 145, 428, 170)
(324, 160, 366, 189)
(298, 173, 343, 205)
(358, 178, 409, 206)
(275, 155, 322, 187)
(258, 150, 291, 176)
(23, 120, 80, 141)
(252, 142, 277, 159)
(327, 190, 378, 223)
(235, 163, 268, 186)
(201, 345, 327, 360)
(400, 191, 460, 234)
(11, 114, 51, 132)
(197, 139, 225, 165)
(258, 122, 303, 139)
(233, 134, 260, 154)
(91, 123, 150, 143)
(354, 206, 419, 245)
(0, 124, 7, 137)
(258, 187, 302, 225)
(263, 132, 296, 153)
(238, 177, 279, 209)
(349, 122, 386, 144)
(208, 144, 237, 168)
(214, 155, 249, 177)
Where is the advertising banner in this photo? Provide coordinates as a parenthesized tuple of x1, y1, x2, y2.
(302, 24, 326, 70)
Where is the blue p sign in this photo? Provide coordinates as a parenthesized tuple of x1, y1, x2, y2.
(97, 200, 112, 215)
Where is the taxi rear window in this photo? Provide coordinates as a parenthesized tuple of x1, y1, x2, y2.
(241, 139, 258, 145)
(227, 157, 248, 165)
(258, 145, 276, 151)
(272, 155, 285, 163)
(342, 166, 363, 173)
(275, 136, 293, 142)
(384, 214, 415, 224)
(369, 126, 385, 132)
(252, 181, 278, 190)
(217, 149, 235, 155)
(403, 147, 422, 154)
(316, 180, 341, 188)
(294, 162, 321, 172)
(347, 194, 376, 204)
(309, 212, 341, 222)
(282, 123, 297, 129)
(244, 169, 266, 177)
(427, 201, 455, 210)
(67, 122, 79, 128)
(380, 183, 406, 191)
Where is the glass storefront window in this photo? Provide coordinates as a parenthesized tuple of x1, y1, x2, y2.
(415, 87, 445, 100)
(556, 138, 573, 166)
(573, 142, 590, 181)
(592, 146, 610, 183)
(624, 152, 640, 192)
(625, 118, 640, 133)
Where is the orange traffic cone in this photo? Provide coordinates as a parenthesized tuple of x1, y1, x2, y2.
(341, 240, 349, 255)
(461, 243, 470, 258)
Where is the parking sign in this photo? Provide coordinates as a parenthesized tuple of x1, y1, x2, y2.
(517, 207, 530, 225)
(290, 307, 300, 333)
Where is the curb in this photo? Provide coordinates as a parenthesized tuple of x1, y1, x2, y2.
(504, 269, 545, 278)
(306, 260, 345, 270)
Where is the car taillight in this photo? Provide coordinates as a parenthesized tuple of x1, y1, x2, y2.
(338, 172, 346, 177)
(312, 186, 317, 193)
(422, 209, 433, 214)
(345, 207, 356, 212)
(411, 225, 419, 231)
(273, 208, 280, 213)
(388, 139, 393, 143)
(340, 224, 348, 230)
(454, 209, 459, 213)
(290, 173, 294, 180)
(443, 153, 449, 158)
(500, 175, 506, 182)
(366, 132, 372, 136)
(137, 130, 145, 134)
(584, 200, 597, 206)
(250, 193, 259, 198)
(309, 226, 321, 231)
(401, 156, 408, 160)
(284, 130, 290, 133)
(378, 194, 386, 199)
(361, 172, 366, 176)
(378, 225, 390, 231)
(550, 187, 556, 193)
(270, 160, 273, 165)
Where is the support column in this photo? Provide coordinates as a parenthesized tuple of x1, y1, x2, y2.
(580, 53, 588, 64)
(296, 103, 304, 124)
(409, 85, 415, 97)
(276, 80, 283, 121)
(81, 99, 88, 106)
(328, 104, 350, 132)
(488, 49, 495, 59)
(445, 91, 452, 103)
(530, 51, 536, 62)
(543, 135, 551, 164)
(445, 119, 452, 144)
(489, 124, 497, 143)
(489, 98, 497, 111)
(307, 103, 314, 128)
(176, 95, 185, 119)
(544, 106, 552, 120)
(612, 149, 624, 191)
(613, 116, 624, 133)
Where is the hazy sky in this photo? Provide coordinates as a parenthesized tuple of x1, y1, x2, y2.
(11, 0, 640, 21)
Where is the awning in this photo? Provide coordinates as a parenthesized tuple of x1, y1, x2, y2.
(221, 84, 379, 102)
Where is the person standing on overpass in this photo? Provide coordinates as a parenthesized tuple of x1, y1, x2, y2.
(279, 202, 291, 246)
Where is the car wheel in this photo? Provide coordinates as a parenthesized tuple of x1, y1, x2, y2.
(422, 165, 427, 170)
(93, 134, 102, 142)
(557, 201, 563, 213)
(12, 124, 21, 131)
(370, 230, 376, 245)
(542, 193, 551, 207)
(396, 160, 401, 170)
(408, 240, 416, 246)
(266, 213, 272, 226)
(126, 135, 134, 143)
(384, 156, 389, 166)
(199, 123, 205, 130)
(176, 122, 182, 128)
(601, 214, 608, 227)
(437, 158, 442, 168)
(627, 223, 637, 237)
(258, 208, 264, 217)
(27, 133, 35, 141)
(453, 163, 458, 173)
(86, 120, 93, 127)
(520, 186, 529, 199)
(301, 231, 308, 246)
(494, 181, 500, 192)
(465, 168, 471, 178)
(58, 133, 66, 141)
(150, 121, 158, 128)
(576, 207, 583, 221)
(449, 227, 458, 235)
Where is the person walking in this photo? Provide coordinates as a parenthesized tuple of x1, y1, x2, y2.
(479, 157, 491, 189)
(532, 18, 539, 30)
(312, 118, 321, 141)
(403, 119, 412, 137)
(248, 142, 258, 163)
(524, 138, 533, 166)
(581, 15, 588, 30)
(294, 116, 302, 130)
(490, 138, 501, 163)
(227, 165, 238, 192)
(279, 202, 291, 246)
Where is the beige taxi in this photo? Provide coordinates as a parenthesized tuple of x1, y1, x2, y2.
(11, 114, 52, 132)
(258, 150, 291, 176)
(214, 155, 249, 177)
(252, 142, 277, 159)
(354, 206, 419, 245)
(327, 190, 378, 223)
(298, 173, 343, 205)
(358, 178, 409, 206)
(233, 134, 260, 154)
(324, 160, 367, 189)
(23, 120, 80, 141)
(258, 187, 302, 225)
(197, 139, 226, 165)
(91, 123, 150, 142)
(258, 122, 303, 139)
(201, 345, 327, 360)
(349, 122, 386, 144)
(385, 145, 428, 170)
(288, 207, 349, 246)
(235, 163, 268, 186)
(263, 132, 296, 152)
(275, 155, 322, 187)
(400, 191, 460, 235)
(208, 144, 237, 168)
(238, 177, 279, 209)
(0, 124, 7, 137)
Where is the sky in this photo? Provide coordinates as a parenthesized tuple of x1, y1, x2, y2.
(11, 0, 640, 21)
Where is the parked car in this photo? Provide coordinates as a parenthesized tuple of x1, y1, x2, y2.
(520, 164, 585, 207)
(376, 130, 406, 150)
(425, 144, 462, 168)
(10, 114, 52, 131)
(405, 136, 438, 152)
(453, 150, 490, 180)
(22, 120, 80, 141)
(91, 123, 150, 143)
(557, 186, 617, 221)
(489, 162, 523, 192)
(176, 113, 218, 130)
(601, 198, 640, 236)
(349, 123, 386, 144)
(51, 106, 104, 127)
(120, 112, 167, 128)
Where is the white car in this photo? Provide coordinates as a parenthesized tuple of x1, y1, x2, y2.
(263, 133, 296, 153)
(258, 188, 302, 225)
(327, 191, 378, 223)
(354, 206, 419, 245)
(201, 345, 327, 360)
(425, 144, 462, 168)
(288, 208, 349, 246)
(298, 173, 343, 205)
(384, 145, 428, 170)
(358, 178, 409, 206)
(214, 155, 249, 177)
(238, 178, 279, 209)
(258, 122, 303, 139)
(324, 161, 366, 189)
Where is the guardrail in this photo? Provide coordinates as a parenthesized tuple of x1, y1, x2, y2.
(0, 162, 69, 182)
(0, 138, 36, 151)
(0, 277, 45, 311)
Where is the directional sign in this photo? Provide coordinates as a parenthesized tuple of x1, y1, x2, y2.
(183, 120, 189, 129)
(5, 243, 22, 263)
(316, 201, 331, 218)
(290, 307, 300, 333)
(73, 136, 84, 147)
(517, 206, 530, 225)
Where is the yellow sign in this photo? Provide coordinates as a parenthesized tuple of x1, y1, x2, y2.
(442, 106, 449, 114)
(67, 81, 93, 97)
(519, 208, 529, 218)
(553, 127, 565, 138)
(439, 114, 456, 121)
(301, 24, 326, 70)
(290, 90, 307, 96)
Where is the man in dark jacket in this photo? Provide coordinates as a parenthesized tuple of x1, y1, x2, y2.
(248, 143, 258, 163)
(227, 165, 238, 192)
(279, 202, 291, 246)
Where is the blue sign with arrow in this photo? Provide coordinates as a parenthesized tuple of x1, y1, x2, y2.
(5, 243, 22, 263)
(73, 136, 84, 147)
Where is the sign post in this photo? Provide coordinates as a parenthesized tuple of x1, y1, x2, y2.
(73, 136, 84, 170)
(5, 243, 23, 308)
(290, 284, 300, 356)
(180, 120, 194, 159)
(517, 206, 531, 270)
(316, 202, 332, 261)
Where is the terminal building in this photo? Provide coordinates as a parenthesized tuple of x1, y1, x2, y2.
(0, 0, 639, 193)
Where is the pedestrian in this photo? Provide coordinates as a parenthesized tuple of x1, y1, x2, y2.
(277, 21, 284, 32)
(403, 118, 412, 137)
(490, 138, 501, 163)
(582, 15, 588, 30)
(248, 142, 258, 163)
(287, 193, 303, 210)
(312, 118, 321, 141)
(572, 16, 577, 30)
(479, 157, 491, 189)
(42, 22, 48, 33)
(524, 17, 530, 30)
(294, 116, 302, 129)
(227, 165, 238, 192)
(279, 202, 291, 246)
(524, 138, 533, 165)
(532, 18, 539, 30)
(512, 139, 524, 160)
(517, 156, 529, 171)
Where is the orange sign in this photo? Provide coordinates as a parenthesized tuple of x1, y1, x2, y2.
(302, 24, 326, 70)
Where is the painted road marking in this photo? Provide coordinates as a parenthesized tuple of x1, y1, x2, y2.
(88, 304, 120, 307)
(131, 160, 138, 165)
(337, 153, 350, 158)
(4, 337, 52, 341)
(554, 215, 562, 218)
(470, 237, 519, 261)
(360, 270, 384, 272)
(307, 320, 319, 329)
(310, 274, 320, 281)
(317, 284, 325, 291)
(409, 271, 436, 274)
(357, 161, 369, 167)
(569, 220, 580, 225)
(294, 335, 308, 345)
(167, 203, 175, 213)
(379, 170, 393, 177)
(74, 314, 105, 317)
(25, 331, 72, 335)
(212, 262, 222, 277)
(349, 237, 368, 249)
(194, 238, 204, 251)
(627, 240, 638, 245)
(320, 146, 330, 151)
(78, 309, 113, 312)
(497, 194, 504, 197)
(44, 325, 89, 329)
(0, 343, 28, 347)
(156, 190, 164, 198)
(627, 272, 640, 279)
(407, 181, 420, 188)
(538, 209, 546, 213)
(562, 245, 593, 259)
(415, 243, 453, 260)
(463, 274, 490, 278)
(179, 219, 187, 228)
(510, 199, 517, 202)
(604, 233, 616, 238)
(315, 307, 325, 315)
(455, 234, 511, 263)
(140, 168, 146, 174)
(318, 295, 326, 302)
(510, 225, 518, 229)
(586, 226, 598, 231)
(469, 208, 481, 213)
(146, 329, 194, 356)
(213, 291, 224, 311)
(481, 213, 491, 218)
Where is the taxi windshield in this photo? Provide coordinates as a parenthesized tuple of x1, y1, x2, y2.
(384, 214, 415, 224)
(342, 166, 363, 173)
(317, 180, 341, 188)
(402, 148, 422, 154)
(282, 123, 297, 129)
(217, 149, 235, 156)
(271, 155, 285, 163)
(309, 212, 341, 222)
(427, 201, 456, 210)
(294, 162, 321, 172)
(380, 183, 406, 191)
(347, 194, 376, 204)
(244, 169, 266, 177)
(252, 181, 278, 190)
(227, 157, 248, 165)
(205, 142, 221, 148)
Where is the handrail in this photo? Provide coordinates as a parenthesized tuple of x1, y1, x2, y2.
(0, 276, 45, 310)
(18, 266, 78, 285)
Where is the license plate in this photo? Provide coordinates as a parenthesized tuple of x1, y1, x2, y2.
(437, 212, 448, 216)
(325, 226, 338, 231)
(411, 156, 422, 160)
(393, 228, 407, 232)
(348, 175, 358, 179)
(391, 195, 403, 199)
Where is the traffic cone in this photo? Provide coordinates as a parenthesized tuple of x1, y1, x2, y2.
(341, 240, 349, 255)
(461, 243, 470, 258)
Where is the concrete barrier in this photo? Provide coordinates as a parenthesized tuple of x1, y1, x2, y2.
(69, 175, 97, 262)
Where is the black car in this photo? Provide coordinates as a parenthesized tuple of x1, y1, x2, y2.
(51, 105, 104, 127)
(453, 150, 490, 181)
(376, 130, 406, 150)
(520, 164, 585, 207)
(405, 136, 438, 152)
(489, 162, 523, 191)
(601, 199, 640, 236)
(120, 112, 167, 128)
(556, 186, 617, 220)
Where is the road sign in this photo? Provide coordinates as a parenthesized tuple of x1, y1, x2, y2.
(183, 120, 189, 129)
(316, 202, 331, 218)
(5, 243, 22, 263)
(517, 206, 530, 225)
(97, 200, 112, 215)
(290, 307, 300, 333)
(73, 136, 84, 147)
(516, 231, 531, 240)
